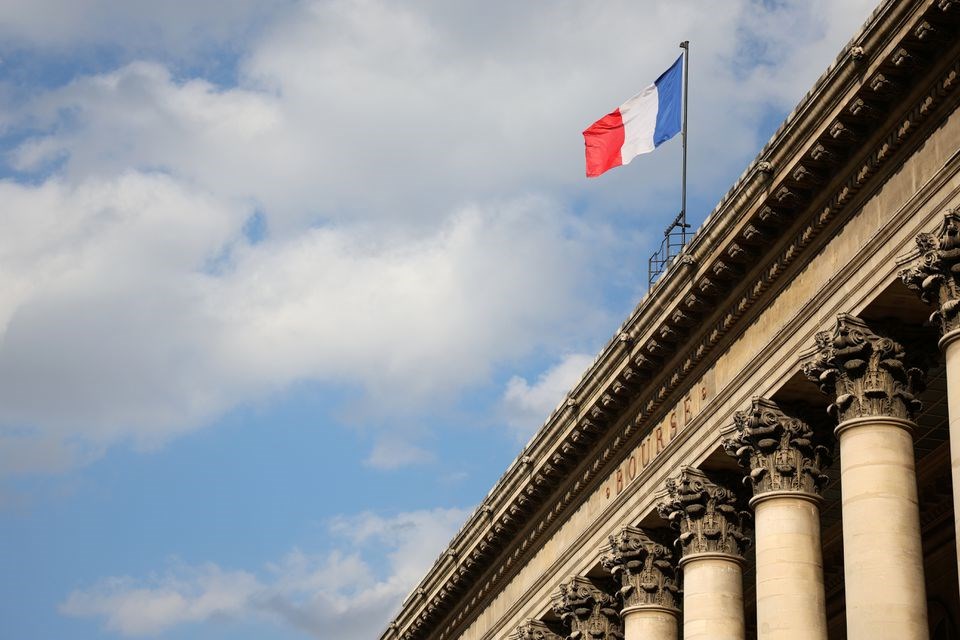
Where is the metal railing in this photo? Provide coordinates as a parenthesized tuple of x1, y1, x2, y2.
(648, 210, 690, 286)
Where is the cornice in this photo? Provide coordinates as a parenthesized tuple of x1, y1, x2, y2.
(382, 1, 960, 638)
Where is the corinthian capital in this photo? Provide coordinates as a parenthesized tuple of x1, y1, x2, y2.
(899, 209, 960, 337)
(551, 577, 623, 640)
(600, 526, 679, 611)
(724, 397, 832, 498)
(655, 467, 750, 559)
(802, 314, 925, 422)
(510, 620, 561, 640)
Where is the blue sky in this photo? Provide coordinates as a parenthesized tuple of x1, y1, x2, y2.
(0, 1, 877, 638)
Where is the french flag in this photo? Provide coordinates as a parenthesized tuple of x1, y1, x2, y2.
(583, 55, 683, 178)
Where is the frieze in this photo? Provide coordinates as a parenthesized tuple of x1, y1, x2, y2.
(803, 314, 926, 422)
(656, 467, 751, 559)
(600, 526, 679, 611)
(603, 377, 712, 501)
(723, 397, 832, 498)
(899, 209, 960, 337)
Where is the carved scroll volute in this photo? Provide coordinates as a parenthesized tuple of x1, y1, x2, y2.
(550, 576, 624, 640)
(802, 314, 926, 423)
(655, 467, 750, 559)
(600, 525, 680, 611)
(899, 209, 960, 337)
(510, 619, 562, 640)
(724, 397, 833, 498)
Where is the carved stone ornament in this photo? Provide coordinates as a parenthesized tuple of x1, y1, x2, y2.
(600, 526, 679, 610)
(899, 209, 960, 337)
(550, 576, 624, 640)
(655, 467, 750, 559)
(510, 619, 561, 640)
(724, 398, 833, 498)
(802, 314, 925, 423)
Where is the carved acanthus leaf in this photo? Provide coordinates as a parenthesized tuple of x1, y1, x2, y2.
(802, 314, 926, 422)
(898, 210, 960, 336)
(600, 526, 679, 610)
(655, 467, 750, 559)
(510, 619, 562, 640)
(550, 577, 623, 640)
(724, 398, 832, 497)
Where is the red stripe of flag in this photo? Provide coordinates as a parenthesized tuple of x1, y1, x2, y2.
(582, 109, 625, 178)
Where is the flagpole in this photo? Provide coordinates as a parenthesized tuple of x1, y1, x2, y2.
(679, 40, 689, 244)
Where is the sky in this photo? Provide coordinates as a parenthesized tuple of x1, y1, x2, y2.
(0, 1, 879, 638)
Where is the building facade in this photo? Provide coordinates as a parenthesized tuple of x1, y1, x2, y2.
(382, 1, 960, 638)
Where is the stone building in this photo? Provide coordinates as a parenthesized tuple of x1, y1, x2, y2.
(381, 0, 960, 638)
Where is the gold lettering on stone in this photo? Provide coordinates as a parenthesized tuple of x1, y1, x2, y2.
(605, 377, 713, 501)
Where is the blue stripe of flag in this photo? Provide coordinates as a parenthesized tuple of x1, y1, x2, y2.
(653, 54, 683, 147)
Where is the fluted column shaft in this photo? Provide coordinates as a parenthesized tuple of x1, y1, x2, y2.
(680, 553, 745, 640)
(944, 332, 960, 579)
(805, 314, 929, 639)
(752, 494, 827, 639)
(836, 416, 928, 639)
(900, 210, 960, 587)
(622, 606, 678, 640)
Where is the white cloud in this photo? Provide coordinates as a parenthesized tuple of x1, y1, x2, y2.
(0, 173, 608, 473)
(730, 0, 878, 106)
(0, 0, 881, 475)
(61, 565, 260, 636)
(365, 439, 434, 470)
(61, 507, 469, 638)
(0, 0, 292, 56)
(4, 0, 878, 230)
(0, 173, 245, 455)
(502, 353, 595, 439)
(206, 197, 609, 402)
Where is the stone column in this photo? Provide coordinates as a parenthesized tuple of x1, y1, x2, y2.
(551, 576, 623, 640)
(510, 619, 561, 640)
(601, 525, 680, 640)
(724, 397, 832, 640)
(657, 467, 750, 640)
(804, 314, 929, 640)
(900, 209, 960, 585)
